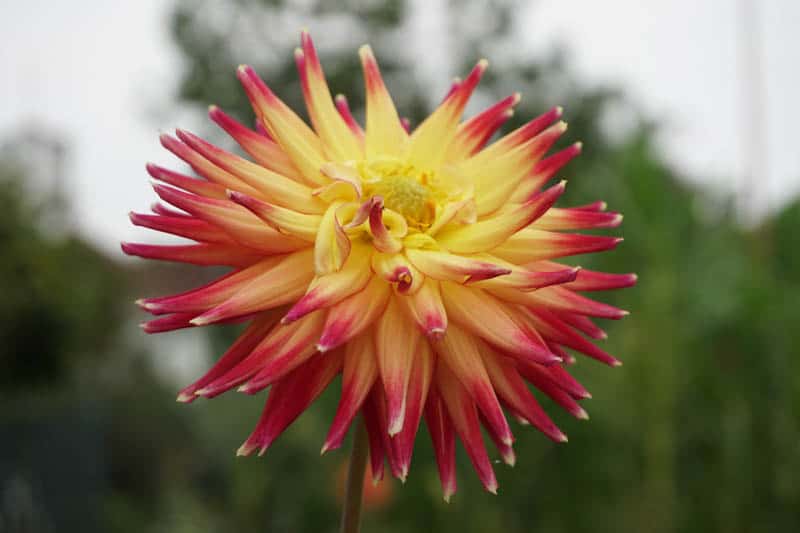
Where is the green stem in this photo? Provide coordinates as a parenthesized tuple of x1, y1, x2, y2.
(340, 418, 369, 533)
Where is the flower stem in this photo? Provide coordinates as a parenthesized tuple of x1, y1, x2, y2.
(340, 418, 369, 533)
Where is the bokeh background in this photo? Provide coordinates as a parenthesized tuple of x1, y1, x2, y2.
(2, 0, 799, 532)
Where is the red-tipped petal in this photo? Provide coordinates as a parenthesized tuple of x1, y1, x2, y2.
(237, 350, 343, 456)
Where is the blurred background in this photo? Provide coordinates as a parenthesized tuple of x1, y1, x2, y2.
(1, 0, 799, 531)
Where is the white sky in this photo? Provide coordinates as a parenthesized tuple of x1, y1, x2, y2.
(1, 0, 799, 257)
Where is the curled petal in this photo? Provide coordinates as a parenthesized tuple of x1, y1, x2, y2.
(314, 201, 352, 274)
(371, 252, 422, 294)
(436, 180, 566, 254)
(368, 197, 405, 253)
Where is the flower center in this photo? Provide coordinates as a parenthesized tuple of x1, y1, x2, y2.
(359, 158, 437, 229)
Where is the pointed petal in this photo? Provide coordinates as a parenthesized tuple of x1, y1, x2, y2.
(360, 45, 408, 158)
(479, 347, 567, 442)
(138, 256, 284, 315)
(375, 298, 422, 436)
(511, 142, 582, 200)
(406, 59, 487, 168)
(469, 106, 563, 167)
(397, 279, 448, 338)
(296, 32, 363, 161)
(176, 129, 325, 213)
(237, 350, 343, 456)
(190, 249, 315, 325)
(533, 207, 623, 230)
(317, 276, 391, 352)
(322, 331, 378, 453)
(440, 282, 560, 365)
(152, 183, 307, 254)
(434, 322, 513, 447)
(517, 307, 622, 366)
(472, 121, 569, 216)
(516, 360, 589, 420)
(121, 241, 261, 267)
(491, 229, 623, 263)
(389, 340, 434, 480)
(208, 105, 302, 181)
(159, 134, 262, 196)
(239, 311, 327, 393)
(405, 248, 510, 283)
(237, 65, 328, 186)
(199, 311, 324, 397)
(436, 361, 498, 494)
(448, 93, 520, 162)
(334, 94, 365, 139)
(129, 212, 234, 245)
(494, 285, 629, 320)
(146, 162, 227, 199)
(176, 312, 281, 401)
(283, 242, 371, 323)
(425, 387, 458, 501)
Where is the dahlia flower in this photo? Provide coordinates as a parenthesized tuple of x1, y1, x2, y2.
(124, 31, 635, 500)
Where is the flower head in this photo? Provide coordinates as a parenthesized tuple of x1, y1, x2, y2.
(125, 31, 635, 499)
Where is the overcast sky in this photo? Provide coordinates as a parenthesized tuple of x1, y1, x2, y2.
(1, 0, 798, 257)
